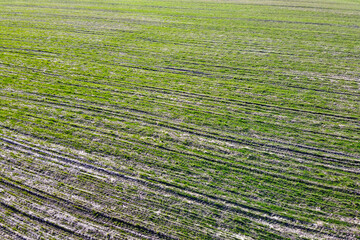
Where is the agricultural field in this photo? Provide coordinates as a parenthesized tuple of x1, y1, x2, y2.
(0, 0, 359, 239)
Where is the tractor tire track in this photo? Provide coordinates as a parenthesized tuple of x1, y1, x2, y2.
(0, 136, 355, 239)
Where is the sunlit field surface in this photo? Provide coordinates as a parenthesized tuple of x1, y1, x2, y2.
(0, 0, 359, 239)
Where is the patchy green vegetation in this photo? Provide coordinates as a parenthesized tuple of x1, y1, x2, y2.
(0, 0, 359, 239)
